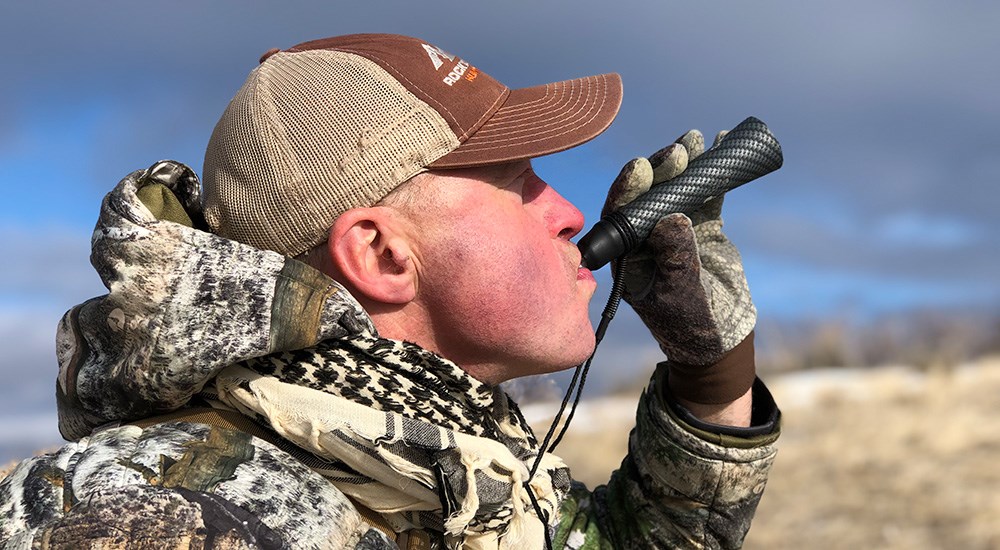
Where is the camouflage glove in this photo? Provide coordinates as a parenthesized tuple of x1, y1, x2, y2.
(602, 130, 756, 404)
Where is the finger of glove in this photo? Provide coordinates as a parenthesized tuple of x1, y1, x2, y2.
(602, 157, 653, 218)
(712, 130, 728, 148)
(676, 129, 705, 161)
(648, 143, 689, 184)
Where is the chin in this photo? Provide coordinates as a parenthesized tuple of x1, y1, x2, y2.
(557, 330, 598, 370)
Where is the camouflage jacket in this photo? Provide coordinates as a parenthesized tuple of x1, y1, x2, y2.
(0, 162, 779, 549)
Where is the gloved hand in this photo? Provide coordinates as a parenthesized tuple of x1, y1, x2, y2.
(602, 129, 757, 405)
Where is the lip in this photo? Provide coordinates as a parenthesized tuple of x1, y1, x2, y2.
(577, 265, 595, 283)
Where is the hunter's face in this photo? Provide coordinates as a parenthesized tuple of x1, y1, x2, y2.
(404, 160, 597, 383)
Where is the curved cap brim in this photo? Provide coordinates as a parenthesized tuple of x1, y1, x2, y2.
(429, 73, 622, 169)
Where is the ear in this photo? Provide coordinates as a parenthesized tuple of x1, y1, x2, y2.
(326, 207, 418, 305)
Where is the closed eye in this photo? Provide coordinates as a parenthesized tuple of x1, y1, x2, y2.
(520, 169, 545, 203)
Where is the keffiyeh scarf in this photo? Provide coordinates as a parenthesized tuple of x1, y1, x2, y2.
(207, 334, 570, 550)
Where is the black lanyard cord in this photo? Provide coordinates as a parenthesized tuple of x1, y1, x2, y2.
(525, 260, 627, 549)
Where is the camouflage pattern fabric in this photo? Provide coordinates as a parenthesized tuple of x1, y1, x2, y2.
(54, 161, 376, 441)
(0, 422, 390, 549)
(0, 161, 779, 549)
(553, 373, 779, 549)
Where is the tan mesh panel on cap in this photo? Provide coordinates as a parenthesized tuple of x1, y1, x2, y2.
(203, 50, 460, 256)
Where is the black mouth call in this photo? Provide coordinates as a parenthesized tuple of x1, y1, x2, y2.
(578, 116, 784, 270)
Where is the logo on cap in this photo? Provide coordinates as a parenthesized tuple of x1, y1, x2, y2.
(422, 44, 455, 70)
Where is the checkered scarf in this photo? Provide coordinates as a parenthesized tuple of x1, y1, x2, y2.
(207, 335, 570, 550)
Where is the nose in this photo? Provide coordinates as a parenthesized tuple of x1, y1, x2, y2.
(527, 173, 585, 240)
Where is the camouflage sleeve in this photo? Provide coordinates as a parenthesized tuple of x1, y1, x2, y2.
(553, 368, 780, 550)
(0, 422, 395, 550)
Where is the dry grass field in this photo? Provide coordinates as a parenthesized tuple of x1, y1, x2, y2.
(529, 356, 1000, 549)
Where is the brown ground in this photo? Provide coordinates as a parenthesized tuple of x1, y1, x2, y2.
(531, 357, 1000, 549)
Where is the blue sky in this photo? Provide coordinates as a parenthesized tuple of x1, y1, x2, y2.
(1, 1, 998, 460)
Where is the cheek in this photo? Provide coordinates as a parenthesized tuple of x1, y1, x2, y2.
(463, 230, 542, 298)
(439, 222, 554, 320)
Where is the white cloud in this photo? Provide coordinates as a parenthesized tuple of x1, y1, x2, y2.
(875, 213, 983, 248)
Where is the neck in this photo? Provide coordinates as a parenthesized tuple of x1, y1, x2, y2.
(368, 303, 509, 386)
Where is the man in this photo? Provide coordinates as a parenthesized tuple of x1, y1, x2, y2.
(0, 34, 779, 549)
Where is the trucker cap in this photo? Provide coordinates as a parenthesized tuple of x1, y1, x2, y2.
(203, 33, 622, 257)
